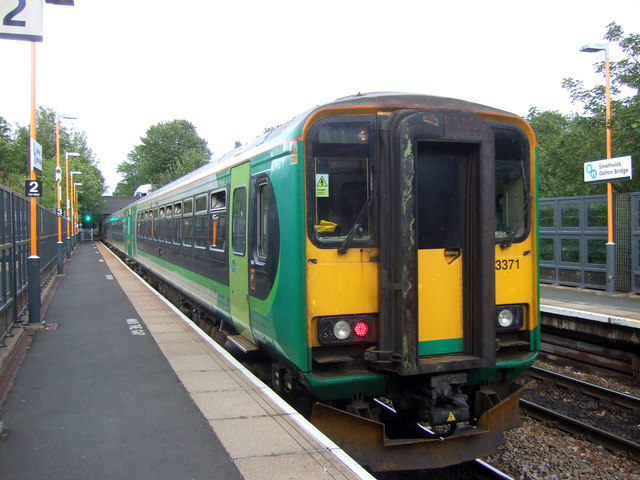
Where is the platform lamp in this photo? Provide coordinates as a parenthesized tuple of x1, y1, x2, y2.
(73, 182, 83, 243)
(70, 172, 82, 249)
(73, 182, 82, 242)
(55, 114, 76, 273)
(65, 153, 80, 257)
(580, 43, 615, 293)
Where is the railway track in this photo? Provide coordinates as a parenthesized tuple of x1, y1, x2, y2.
(528, 365, 640, 410)
(521, 366, 640, 458)
(375, 459, 514, 480)
(520, 399, 640, 458)
(468, 459, 515, 480)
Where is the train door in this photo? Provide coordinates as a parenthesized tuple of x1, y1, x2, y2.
(229, 163, 255, 342)
(378, 110, 495, 373)
(124, 209, 133, 257)
(416, 143, 469, 355)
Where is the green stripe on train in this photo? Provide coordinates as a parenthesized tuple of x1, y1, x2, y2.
(418, 338, 464, 356)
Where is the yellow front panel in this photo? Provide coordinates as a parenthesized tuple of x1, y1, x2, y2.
(306, 241, 379, 346)
(418, 249, 464, 343)
(495, 241, 538, 329)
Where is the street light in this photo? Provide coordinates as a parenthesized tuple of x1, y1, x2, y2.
(73, 182, 82, 242)
(65, 152, 80, 257)
(580, 42, 615, 293)
(55, 114, 76, 273)
(70, 171, 82, 249)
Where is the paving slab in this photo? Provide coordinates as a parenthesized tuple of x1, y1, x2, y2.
(0, 243, 243, 480)
(95, 242, 372, 480)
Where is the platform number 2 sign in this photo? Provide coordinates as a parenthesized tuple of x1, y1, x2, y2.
(0, 0, 43, 42)
(25, 179, 42, 197)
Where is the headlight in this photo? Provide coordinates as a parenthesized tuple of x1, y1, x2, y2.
(318, 315, 374, 344)
(333, 320, 351, 340)
(497, 309, 514, 328)
(495, 305, 524, 330)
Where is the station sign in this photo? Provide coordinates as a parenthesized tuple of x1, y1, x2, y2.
(25, 179, 42, 197)
(30, 138, 42, 171)
(0, 0, 43, 42)
(584, 156, 633, 184)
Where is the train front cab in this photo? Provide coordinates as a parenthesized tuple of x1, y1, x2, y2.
(304, 105, 538, 471)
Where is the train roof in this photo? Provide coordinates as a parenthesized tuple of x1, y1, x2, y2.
(324, 92, 511, 114)
(124, 93, 515, 209)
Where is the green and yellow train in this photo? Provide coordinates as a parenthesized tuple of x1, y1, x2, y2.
(103, 93, 539, 471)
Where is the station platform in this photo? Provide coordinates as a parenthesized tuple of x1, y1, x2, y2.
(540, 284, 640, 329)
(539, 284, 639, 376)
(0, 242, 373, 480)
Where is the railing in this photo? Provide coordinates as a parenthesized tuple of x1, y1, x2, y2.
(539, 192, 639, 293)
(0, 184, 68, 345)
(632, 193, 640, 293)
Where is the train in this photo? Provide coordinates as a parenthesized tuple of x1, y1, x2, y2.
(102, 93, 539, 471)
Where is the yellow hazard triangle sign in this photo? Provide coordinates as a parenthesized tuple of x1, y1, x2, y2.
(315, 174, 329, 197)
(446, 411, 456, 422)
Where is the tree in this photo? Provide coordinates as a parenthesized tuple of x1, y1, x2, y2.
(559, 22, 640, 194)
(527, 109, 607, 197)
(0, 116, 23, 191)
(4, 107, 106, 218)
(115, 120, 211, 196)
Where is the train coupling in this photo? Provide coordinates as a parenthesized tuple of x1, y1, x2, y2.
(420, 373, 470, 427)
(310, 382, 523, 471)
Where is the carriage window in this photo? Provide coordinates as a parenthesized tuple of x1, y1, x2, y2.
(183, 198, 193, 246)
(165, 205, 173, 242)
(211, 189, 227, 251)
(211, 190, 226, 210)
(308, 119, 374, 247)
(158, 208, 165, 242)
(142, 211, 149, 238)
(195, 194, 207, 213)
(232, 187, 247, 255)
(183, 198, 193, 215)
(173, 202, 182, 244)
(194, 194, 208, 249)
(151, 209, 157, 239)
(493, 126, 530, 244)
(257, 181, 270, 259)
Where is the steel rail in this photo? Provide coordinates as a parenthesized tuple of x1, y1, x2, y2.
(469, 459, 515, 480)
(520, 399, 640, 458)
(529, 365, 640, 411)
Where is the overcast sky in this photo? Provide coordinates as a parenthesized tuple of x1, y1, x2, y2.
(2, 0, 639, 193)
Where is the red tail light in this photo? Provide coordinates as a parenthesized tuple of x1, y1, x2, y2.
(354, 321, 369, 337)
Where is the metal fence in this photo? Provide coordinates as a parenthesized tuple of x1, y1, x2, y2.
(539, 192, 639, 293)
(633, 193, 640, 293)
(0, 184, 67, 345)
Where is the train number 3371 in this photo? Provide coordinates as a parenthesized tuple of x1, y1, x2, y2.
(495, 259, 520, 270)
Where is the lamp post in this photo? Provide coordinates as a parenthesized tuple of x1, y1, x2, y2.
(70, 171, 82, 249)
(65, 153, 80, 257)
(27, 42, 39, 324)
(73, 182, 82, 242)
(55, 114, 76, 273)
(580, 42, 615, 293)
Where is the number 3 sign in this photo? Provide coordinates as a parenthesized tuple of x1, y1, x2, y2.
(0, 0, 43, 42)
